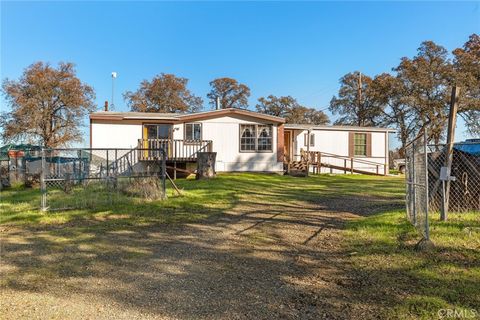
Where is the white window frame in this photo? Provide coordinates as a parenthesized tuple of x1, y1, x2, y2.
(185, 123, 202, 141)
(239, 124, 273, 153)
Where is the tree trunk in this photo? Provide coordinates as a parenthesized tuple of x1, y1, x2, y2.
(196, 152, 217, 179)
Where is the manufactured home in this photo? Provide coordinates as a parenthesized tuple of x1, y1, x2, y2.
(89, 108, 394, 175)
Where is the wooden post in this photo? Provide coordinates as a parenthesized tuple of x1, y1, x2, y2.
(350, 158, 354, 174)
(318, 152, 321, 173)
(306, 129, 310, 176)
(384, 131, 389, 176)
(441, 86, 460, 221)
(173, 161, 177, 180)
(161, 149, 167, 200)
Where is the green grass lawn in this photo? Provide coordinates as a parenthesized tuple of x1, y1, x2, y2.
(345, 210, 480, 319)
(1, 173, 404, 227)
(1, 173, 478, 318)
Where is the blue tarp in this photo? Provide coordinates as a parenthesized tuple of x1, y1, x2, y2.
(454, 141, 480, 157)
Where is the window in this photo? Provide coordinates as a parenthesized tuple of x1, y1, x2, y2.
(185, 123, 202, 140)
(240, 124, 273, 152)
(257, 125, 272, 151)
(144, 124, 172, 139)
(304, 133, 315, 147)
(354, 133, 367, 156)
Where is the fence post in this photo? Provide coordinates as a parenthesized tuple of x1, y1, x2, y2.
(161, 149, 167, 200)
(106, 150, 109, 177)
(40, 148, 47, 211)
(424, 129, 430, 240)
(442, 86, 460, 221)
(412, 140, 416, 225)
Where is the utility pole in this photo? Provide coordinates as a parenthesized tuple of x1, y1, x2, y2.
(357, 71, 363, 126)
(441, 86, 461, 221)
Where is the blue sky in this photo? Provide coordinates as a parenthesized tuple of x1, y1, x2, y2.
(1, 1, 479, 148)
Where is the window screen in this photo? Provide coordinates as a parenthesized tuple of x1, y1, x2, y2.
(304, 133, 315, 147)
(240, 124, 273, 152)
(354, 133, 367, 156)
(240, 125, 256, 151)
(257, 125, 273, 151)
(185, 123, 202, 140)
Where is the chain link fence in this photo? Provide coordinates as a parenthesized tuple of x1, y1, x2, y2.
(406, 133, 480, 240)
(405, 131, 430, 240)
(428, 142, 480, 213)
(37, 148, 167, 211)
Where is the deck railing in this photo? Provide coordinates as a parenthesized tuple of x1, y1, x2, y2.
(138, 139, 213, 161)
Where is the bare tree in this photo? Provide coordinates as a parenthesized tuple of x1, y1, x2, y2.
(124, 73, 203, 113)
(1, 62, 95, 148)
(207, 77, 250, 109)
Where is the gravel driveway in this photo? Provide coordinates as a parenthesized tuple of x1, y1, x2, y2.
(1, 196, 387, 319)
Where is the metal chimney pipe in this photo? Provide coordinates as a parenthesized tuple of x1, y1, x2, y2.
(215, 96, 221, 110)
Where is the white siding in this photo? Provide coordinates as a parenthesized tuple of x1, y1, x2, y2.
(91, 122, 142, 149)
(91, 114, 283, 172)
(291, 129, 388, 174)
(197, 114, 282, 172)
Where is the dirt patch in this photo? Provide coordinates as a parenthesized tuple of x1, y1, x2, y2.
(1, 198, 386, 319)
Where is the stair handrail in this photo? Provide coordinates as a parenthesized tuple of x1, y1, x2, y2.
(301, 149, 385, 167)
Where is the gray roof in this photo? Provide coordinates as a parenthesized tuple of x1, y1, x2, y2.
(285, 123, 395, 132)
(91, 111, 183, 119)
(90, 108, 285, 122)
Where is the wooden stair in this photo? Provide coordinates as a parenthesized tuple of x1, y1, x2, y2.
(286, 161, 308, 177)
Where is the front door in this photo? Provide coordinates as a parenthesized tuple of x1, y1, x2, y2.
(284, 130, 292, 162)
(143, 124, 172, 157)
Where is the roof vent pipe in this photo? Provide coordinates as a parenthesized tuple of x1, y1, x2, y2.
(215, 96, 221, 110)
(104, 101, 109, 112)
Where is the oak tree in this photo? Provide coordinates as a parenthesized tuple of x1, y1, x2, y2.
(329, 72, 384, 126)
(371, 73, 418, 156)
(124, 73, 203, 113)
(207, 77, 250, 109)
(1, 62, 95, 148)
(453, 33, 480, 135)
(255, 95, 296, 117)
(256, 95, 329, 125)
(394, 41, 454, 145)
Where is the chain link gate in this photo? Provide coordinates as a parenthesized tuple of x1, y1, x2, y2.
(39, 147, 167, 211)
(405, 130, 430, 241)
